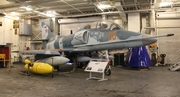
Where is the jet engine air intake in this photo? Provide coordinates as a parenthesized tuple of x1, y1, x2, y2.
(71, 30, 89, 45)
(83, 31, 88, 42)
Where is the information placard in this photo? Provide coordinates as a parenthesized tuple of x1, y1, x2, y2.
(85, 61, 108, 73)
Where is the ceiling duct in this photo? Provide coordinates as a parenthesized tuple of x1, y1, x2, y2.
(94, 1, 115, 10)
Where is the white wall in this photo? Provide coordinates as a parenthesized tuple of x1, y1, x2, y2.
(128, 13, 140, 32)
(0, 16, 20, 62)
(156, 19, 180, 57)
(0, 17, 14, 45)
(4, 18, 13, 44)
(60, 23, 80, 36)
(156, 12, 180, 58)
(0, 17, 5, 45)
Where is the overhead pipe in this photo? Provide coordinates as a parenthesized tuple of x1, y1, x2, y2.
(19, 9, 151, 19)
(61, 0, 84, 14)
(56, 9, 151, 18)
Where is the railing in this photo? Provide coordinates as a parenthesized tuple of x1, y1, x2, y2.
(167, 49, 180, 71)
(167, 49, 180, 65)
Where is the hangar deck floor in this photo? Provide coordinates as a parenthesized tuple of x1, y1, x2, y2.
(0, 64, 179, 97)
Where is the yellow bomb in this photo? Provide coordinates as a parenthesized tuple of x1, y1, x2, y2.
(24, 61, 54, 75)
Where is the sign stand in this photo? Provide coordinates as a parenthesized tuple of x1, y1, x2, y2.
(86, 71, 108, 81)
(85, 59, 108, 82)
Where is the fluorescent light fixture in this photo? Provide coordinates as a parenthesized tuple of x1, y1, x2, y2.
(25, 7, 32, 11)
(14, 16, 19, 20)
(20, 6, 32, 11)
(10, 12, 18, 16)
(97, 4, 111, 9)
(34, 11, 56, 17)
(4, 15, 19, 20)
(160, 2, 172, 7)
(39, 12, 46, 16)
(4, 15, 11, 19)
(33, 11, 39, 13)
(46, 11, 55, 17)
(46, 13, 55, 17)
(95, 1, 114, 9)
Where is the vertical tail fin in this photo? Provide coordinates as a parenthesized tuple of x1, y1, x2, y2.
(40, 22, 55, 49)
(41, 22, 54, 40)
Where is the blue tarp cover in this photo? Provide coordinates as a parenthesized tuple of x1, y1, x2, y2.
(126, 46, 151, 67)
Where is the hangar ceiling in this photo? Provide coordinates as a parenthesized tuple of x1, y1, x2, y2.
(0, 0, 179, 19)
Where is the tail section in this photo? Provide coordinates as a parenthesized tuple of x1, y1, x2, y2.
(29, 22, 55, 49)
(41, 22, 54, 40)
(40, 22, 55, 49)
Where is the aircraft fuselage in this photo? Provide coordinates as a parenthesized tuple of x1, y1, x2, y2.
(45, 28, 157, 52)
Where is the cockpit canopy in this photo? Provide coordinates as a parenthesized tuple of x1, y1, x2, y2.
(97, 22, 108, 29)
(81, 21, 123, 30)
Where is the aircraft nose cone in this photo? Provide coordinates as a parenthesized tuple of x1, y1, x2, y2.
(142, 36, 157, 45)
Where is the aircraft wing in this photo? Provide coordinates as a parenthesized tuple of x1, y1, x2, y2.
(19, 49, 90, 54)
(29, 39, 48, 41)
(74, 34, 174, 47)
(19, 50, 60, 55)
(61, 48, 90, 52)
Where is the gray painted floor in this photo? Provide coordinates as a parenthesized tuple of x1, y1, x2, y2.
(0, 64, 179, 97)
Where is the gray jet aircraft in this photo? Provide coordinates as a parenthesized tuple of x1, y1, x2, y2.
(20, 21, 174, 72)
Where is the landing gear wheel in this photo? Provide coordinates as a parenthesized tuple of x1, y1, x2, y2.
(105, 68, 111, 76)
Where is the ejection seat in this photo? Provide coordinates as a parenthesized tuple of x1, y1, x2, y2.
(98, 23, 108, 29)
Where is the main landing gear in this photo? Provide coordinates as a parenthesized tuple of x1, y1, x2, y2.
(105, 65, 111, 76)
(98, 50, 112, 76)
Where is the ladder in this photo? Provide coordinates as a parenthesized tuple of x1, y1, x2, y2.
(168, 49, 180, 71)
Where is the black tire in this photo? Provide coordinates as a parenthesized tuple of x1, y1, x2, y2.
(105, 69, 111, 76)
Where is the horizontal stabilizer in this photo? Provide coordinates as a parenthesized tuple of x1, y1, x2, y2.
(29, 39, 48, 41)
(19, 50, 60, 55)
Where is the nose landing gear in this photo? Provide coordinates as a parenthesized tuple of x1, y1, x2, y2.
(105, 65, 111, 76)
